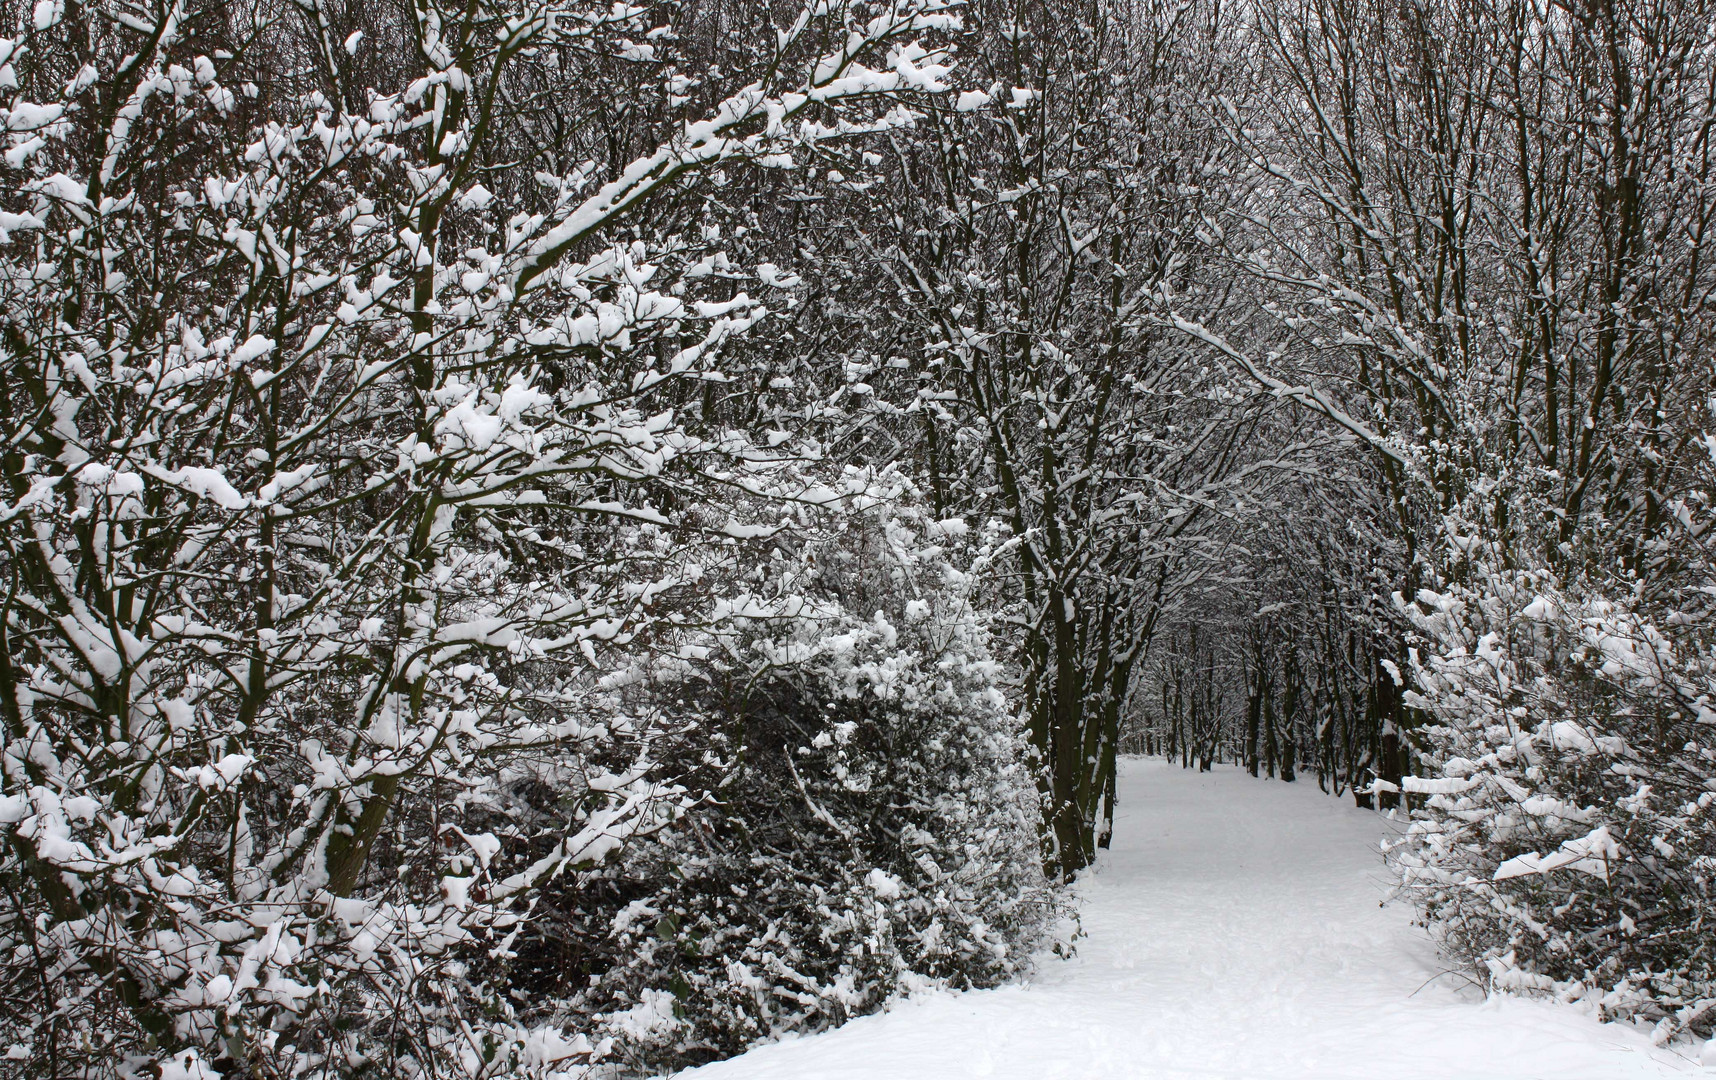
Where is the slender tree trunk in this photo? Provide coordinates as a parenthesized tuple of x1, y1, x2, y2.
(1244, 659, 1262, 778)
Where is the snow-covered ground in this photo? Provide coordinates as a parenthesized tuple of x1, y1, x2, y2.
(675, 756, 1703, 1080)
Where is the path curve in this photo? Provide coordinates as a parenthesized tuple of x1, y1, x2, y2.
(675, 756, 1701, 1080)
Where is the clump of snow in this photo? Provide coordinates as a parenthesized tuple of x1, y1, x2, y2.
(866, 868, 902, 899)
(610, 989, 682, 1040)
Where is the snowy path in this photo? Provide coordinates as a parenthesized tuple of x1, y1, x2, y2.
(675, 756, 1701, 1080)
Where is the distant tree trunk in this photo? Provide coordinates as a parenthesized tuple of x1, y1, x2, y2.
(1244, 659, 1262, 778)
(1164, 676, 1178, 763)
(1372, 659, 1404, 810)
(1262, 672, 1279, 780)
(1097, 755, 1118, 849)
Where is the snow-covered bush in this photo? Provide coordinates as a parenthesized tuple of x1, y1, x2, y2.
(0, 0, 957, 1074)
(516, 485, 1051, 1072)
(1390, 573, 1716, 1042)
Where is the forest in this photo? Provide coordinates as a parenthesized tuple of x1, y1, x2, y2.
(1, 0, 1713, 1075)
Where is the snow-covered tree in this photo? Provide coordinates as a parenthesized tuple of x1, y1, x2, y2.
(1391, 568, 1716, 1042)
(510, 478, 1050, 1073)
(0, 0, 959, 1073)
(1149, 0, 1716, 1029)
(746, 0, 1301, 878)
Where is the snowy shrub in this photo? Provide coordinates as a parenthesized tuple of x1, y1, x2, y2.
(517, 488, 1052, 1073)
(0, 0, 958, 1074)
(1390, 573, 1716, 1042)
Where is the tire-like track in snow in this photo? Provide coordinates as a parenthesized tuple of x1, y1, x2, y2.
(675, 756, 1701, 1080)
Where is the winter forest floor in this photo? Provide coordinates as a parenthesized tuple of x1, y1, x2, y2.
(673, 756, 1702, 1080)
